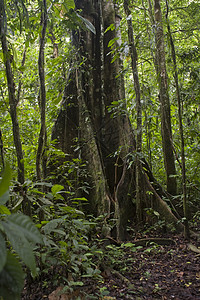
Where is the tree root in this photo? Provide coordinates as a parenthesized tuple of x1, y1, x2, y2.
(190, 231, 200, 240)
(112, 269, 131, 285)
(145, 174, 184, 232)
(187, 243, 200, 254)
(104, 236, 176, 247)
(132, 237, 176, 246)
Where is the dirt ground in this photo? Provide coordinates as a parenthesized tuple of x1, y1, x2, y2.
(22, 229, 200, 300)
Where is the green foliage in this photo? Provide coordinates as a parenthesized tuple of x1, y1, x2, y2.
(0, 164, 11, 198)
(0, 0, 200, 297)
(0, 252, 24, 300)
(0, 165, 43, 300)
(1, 214, 43, 277)
(37, 203, 102, 286)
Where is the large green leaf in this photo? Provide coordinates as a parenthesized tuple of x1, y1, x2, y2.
(1, 219, 37, 276)
(0, 190, 10, 206)
(0, 205, 11, 215)
(76, 13, 96, 35)
(0, 233, 6, 272)
(5, 213, 43, 244)
(0, 164, 11, 198)
(51, 184, 64, 196)
(1, 214, 43, 277)
(42, 218, 63, 234)
(65, 0, 75, 10)
(0, 252, 25, 300)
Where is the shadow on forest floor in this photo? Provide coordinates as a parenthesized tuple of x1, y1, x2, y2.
(22, 226, 200, 300)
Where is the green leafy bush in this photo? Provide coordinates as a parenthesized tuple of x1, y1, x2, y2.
(0, 165, 43, 300)
(37, 203, 102, 287)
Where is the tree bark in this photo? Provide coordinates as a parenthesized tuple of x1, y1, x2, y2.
(0, 128, 5, 170)
(16, 48, 26, 105)
(0, 0, 30, 215)
(48, 28, 58, 58)
(154, 0, 177, 195)
(36, 0, 47, 181)
(52, 0, 184, 240)
(123, 0, 143, 222)
(165, 0, 189, 238)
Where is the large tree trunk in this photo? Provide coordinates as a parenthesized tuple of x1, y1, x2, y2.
(52, 0, 183, 240)
(101, 0, 137, 239)
(165, 1, 189, 238)
(154, 0, 177, 195)
(123, 0, 143, 222)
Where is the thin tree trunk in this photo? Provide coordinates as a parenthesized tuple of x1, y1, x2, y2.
(0, 3, 24, 184)
(123, 0, 143, 222)
(0, 128, 5, 170)
(16, 48, 26, 105)
(36, 0, 47, 181)
(154, 0, 177, 195)
(0, 0, 30, 215)
(48, 28, 58, 58)
(147, 0, 158, 71)
(165, 0, 189, 238)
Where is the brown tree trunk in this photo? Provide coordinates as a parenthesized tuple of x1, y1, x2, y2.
(165, 1, 189, 238)
(102, 0, 136, 236)
(52, 0, 110, 216)
(52, 0, 184, 240)
(0, 0, 30, 215)
(123, 0, 143, 223)
(16, 48, 26, 105)
(154, 0, 177, 195)
(48, 28, 58, 59)
(0, 128, 5, 170)
(36, 0, 47, 181)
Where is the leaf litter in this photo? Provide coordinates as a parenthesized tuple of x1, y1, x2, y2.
(22, 232, 200, 300)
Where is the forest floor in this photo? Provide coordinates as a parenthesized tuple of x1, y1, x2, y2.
(22, 226, 200, 300)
